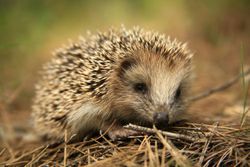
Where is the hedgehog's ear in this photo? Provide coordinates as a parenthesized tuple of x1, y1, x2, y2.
(120, 58, 135, 70)
(118, 58, 136, 78)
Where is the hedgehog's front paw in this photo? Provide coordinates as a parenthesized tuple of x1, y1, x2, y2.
(107, 127, 141, 141)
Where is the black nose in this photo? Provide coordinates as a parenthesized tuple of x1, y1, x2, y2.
(153, 112, 169, 128)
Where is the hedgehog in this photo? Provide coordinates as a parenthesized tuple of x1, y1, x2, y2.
(32, 26, 193, 141)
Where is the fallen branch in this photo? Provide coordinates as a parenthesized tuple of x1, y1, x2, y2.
(188, 68, 250, 102)
(124, 123, 200, 142)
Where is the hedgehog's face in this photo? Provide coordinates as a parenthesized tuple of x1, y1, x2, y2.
(111, 51, 192, 128)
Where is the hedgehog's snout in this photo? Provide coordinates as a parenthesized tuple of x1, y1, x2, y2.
(153, 112, 169, 128)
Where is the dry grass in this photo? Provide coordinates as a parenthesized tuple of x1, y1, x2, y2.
(0, 122, 250, 166)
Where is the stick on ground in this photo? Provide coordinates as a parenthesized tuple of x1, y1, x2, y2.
(124, 123, 200, 142)
(188, 68, 250, 102)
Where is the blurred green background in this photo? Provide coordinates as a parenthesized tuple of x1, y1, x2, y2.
(0, 0, 249, 111)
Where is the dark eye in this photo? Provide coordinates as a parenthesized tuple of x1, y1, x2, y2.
(175, 86, 182, 100)
(134, 83, 147, 94)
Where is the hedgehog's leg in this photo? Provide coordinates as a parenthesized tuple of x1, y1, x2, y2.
(101, 123, 143, 140)
(107, 127, 140, 141)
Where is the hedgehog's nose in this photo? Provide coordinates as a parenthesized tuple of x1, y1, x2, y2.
(153, 112, 169, 128)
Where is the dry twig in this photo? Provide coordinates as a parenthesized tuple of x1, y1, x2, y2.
(124, 123, 199, 142)
(188, 68, 250, 102)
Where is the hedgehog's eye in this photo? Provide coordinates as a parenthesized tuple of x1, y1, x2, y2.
(174, 86, 182, 100)
(134, 82, 147, 94)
